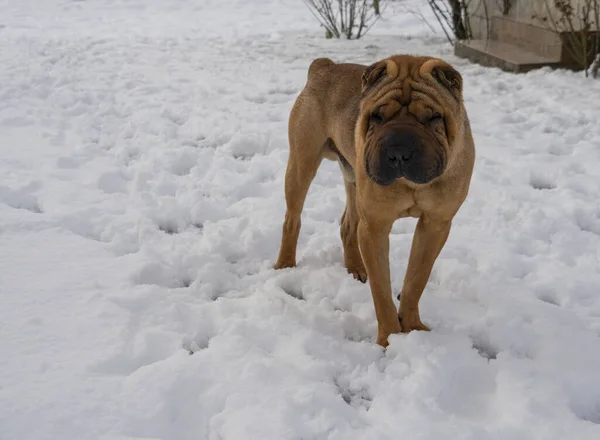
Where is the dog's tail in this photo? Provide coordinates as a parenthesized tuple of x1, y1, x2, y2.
(307, 58, 335, 79)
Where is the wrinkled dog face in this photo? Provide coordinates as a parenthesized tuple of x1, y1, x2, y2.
(357, 55, 464, 186)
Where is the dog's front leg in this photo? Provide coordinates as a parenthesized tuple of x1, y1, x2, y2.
(357, 219, 401, 347)
(398, 215, 451, 332)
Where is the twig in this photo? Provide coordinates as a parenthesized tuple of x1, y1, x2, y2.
(301, 0, 386, 39)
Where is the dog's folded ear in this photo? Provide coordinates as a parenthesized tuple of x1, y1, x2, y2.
(431, 64, 463, 100)
(361, 61, 387, 94)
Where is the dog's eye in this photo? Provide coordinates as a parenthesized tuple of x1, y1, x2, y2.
(430, 113, 443, 123)
(370, 112, 384, 124)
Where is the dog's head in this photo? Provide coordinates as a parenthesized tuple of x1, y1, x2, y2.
(356, 55, 465, 186)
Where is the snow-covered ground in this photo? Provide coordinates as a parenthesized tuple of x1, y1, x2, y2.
(1, 0, 600, 438)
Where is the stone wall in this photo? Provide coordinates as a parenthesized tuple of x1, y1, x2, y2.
(467, 0, 598, 40)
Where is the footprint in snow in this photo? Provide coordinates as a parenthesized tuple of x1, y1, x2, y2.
(0, 185, 43, 213)
(268, 87, 298, 96)
(537, 293, 560, 307)
(275, 274, 305, 301)
(282, 285, 304, 301)
(160, 108, 188, 126)
(334, 377, 372, 410)
(183, 335, 211, 355)
(244, 93, 267, 104)
(232, 153, 255, 161)
(571, 402, 600, 425)
(529, 174, 556, 191)
(132, 262, 194, 289)
(470, 336, 499, 361)
(157, 221, 180, 235)
(181, 136, 206, 148)
(574, 211, 600, 236)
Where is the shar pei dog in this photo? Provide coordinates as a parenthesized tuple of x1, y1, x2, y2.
(274, 55, 475, 347)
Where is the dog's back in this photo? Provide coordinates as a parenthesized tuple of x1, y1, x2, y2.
(291, 59, 366, 162)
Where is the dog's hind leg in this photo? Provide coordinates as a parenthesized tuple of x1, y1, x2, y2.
(340, 179, 367, 282)
(274, 101, 325, 270)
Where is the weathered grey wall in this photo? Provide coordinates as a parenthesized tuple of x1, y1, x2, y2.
(467, 0, 597, 40)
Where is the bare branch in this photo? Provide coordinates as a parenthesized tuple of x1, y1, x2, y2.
(302, 0, 386, 39)
(423, 0, 473, 43)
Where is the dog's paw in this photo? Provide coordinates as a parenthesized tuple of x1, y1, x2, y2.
(274, 259, 296, 270)
(376, 320, 403, 347)
(376, 334, 390, 348)
(348, 267, 367, 283)
(398, 314, 430, 333)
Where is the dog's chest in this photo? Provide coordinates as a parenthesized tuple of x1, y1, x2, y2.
(398, 205, 423, 218)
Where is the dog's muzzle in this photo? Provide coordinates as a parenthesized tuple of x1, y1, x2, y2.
(366, 128, 445, 186)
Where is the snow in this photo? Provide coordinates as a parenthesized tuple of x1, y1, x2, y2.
(1, 0, 600, 438)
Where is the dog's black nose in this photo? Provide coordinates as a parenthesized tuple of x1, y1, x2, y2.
(383, 131, 419, 168)
(387, 147, 413, 166)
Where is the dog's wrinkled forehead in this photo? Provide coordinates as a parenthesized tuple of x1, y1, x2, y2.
(361, 56, 463, 103)
(361, 59, 403, 92)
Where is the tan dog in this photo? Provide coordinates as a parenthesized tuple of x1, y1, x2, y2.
(274, 55, 475, 347)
